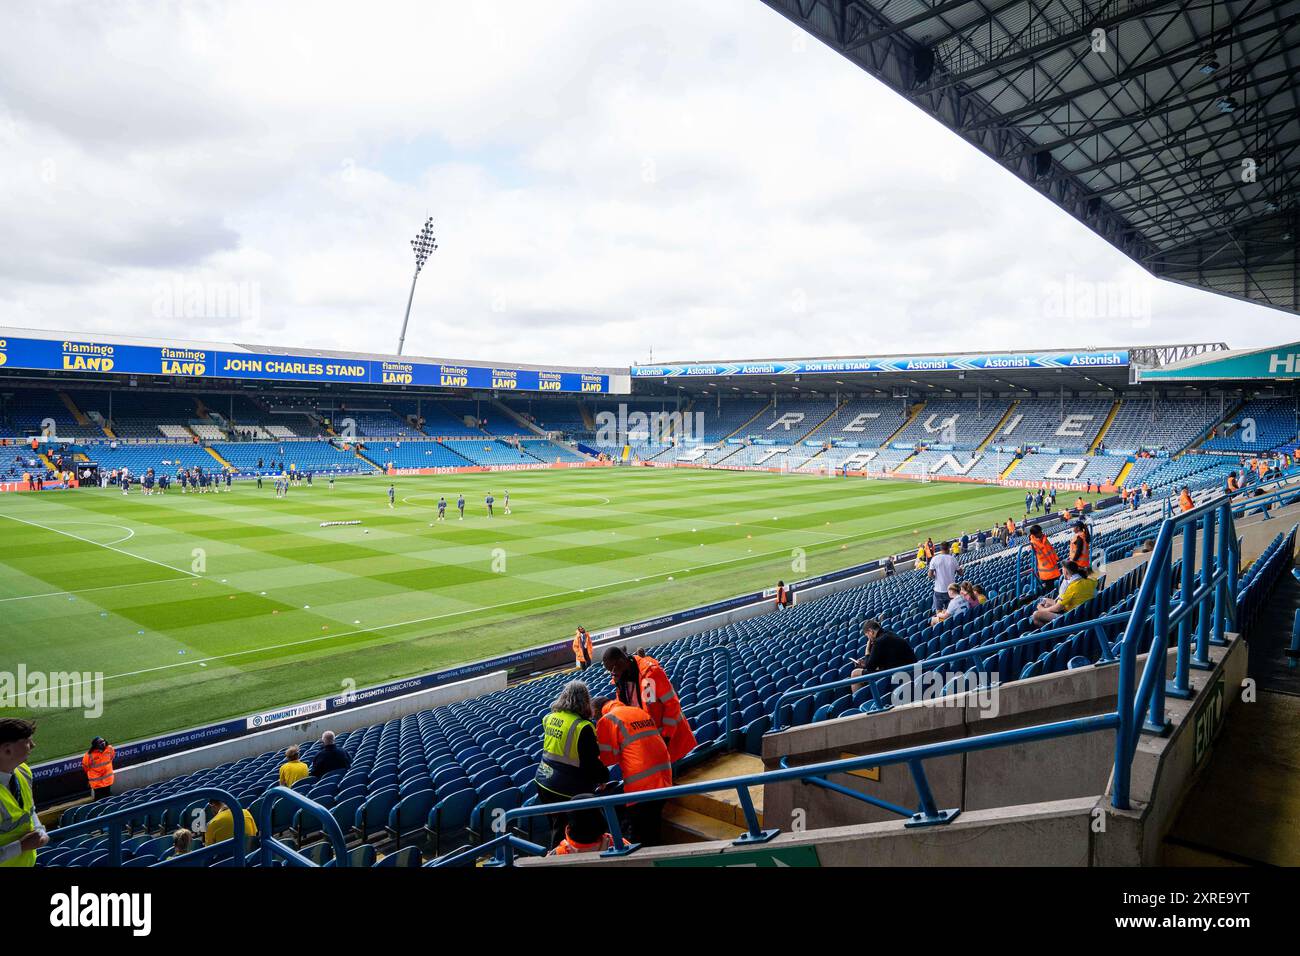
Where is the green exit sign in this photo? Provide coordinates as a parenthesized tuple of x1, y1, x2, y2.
(1193, 676, 1226, 765)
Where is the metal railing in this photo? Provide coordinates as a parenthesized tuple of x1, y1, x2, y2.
(256, 786, 351, 868)
(45, 787, 248, 868)
(427, 831, 547, 868)
(490, 713, 1120, 864)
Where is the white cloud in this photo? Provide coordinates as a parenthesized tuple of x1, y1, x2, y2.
(0, 0, 1286, 369)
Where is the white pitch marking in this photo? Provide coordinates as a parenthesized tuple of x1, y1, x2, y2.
(0, 512, 199, 578)
(0, 577, 193, 605)
(37, 520, 137, 547)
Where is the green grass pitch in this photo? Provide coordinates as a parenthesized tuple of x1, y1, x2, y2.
(0, 468, 1095, 760)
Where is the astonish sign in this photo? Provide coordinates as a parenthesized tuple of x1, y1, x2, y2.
(632, 350, 1129, 377)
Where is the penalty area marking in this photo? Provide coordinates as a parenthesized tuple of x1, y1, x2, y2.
(0, 512, 199, 578)
(30, 519, 137, 547)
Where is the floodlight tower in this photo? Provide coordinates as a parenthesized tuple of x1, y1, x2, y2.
(397, 216, 438, 356)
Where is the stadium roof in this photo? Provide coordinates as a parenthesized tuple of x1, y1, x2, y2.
(759, 0, 1300, 315)
(1139, 338, 1300, 380)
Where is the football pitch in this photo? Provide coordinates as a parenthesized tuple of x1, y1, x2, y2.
(0, 468, 1092, 760)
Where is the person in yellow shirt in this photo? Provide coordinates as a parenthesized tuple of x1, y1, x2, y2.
(279, 745, 310, 788)
(1031, 562, 1097, 626)
(203, 798, 258, 848)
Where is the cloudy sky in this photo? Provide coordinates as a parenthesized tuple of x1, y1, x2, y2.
(0, 0, 1288, 368)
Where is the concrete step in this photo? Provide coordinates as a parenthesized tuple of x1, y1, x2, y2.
(662, 805, 745, 843)
(663, 751, 765, 842)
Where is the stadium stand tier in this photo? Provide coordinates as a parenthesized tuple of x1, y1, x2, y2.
(990, 398, 1112, 452)
(1202, 397, 1299, 454)
(1101, 398, 1222, 453)
(211, 441, 373, 475)
(890, 398, 1012, 450)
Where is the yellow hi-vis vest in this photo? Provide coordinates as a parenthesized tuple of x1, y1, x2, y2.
(0, 764, 38, 867)
(541, 711, 591, 768)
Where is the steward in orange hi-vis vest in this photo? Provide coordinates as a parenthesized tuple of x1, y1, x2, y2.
(596, 701, 673, 792)
(82, 738, 115, 797)
(1069, 524, 1091, 570)
(552, 830, 631, 855)
(1029, 526, 1062, 584)
(1180, 488, 1194, 512)
(603, 648, 697, 762)
(572, 627, 593, 669)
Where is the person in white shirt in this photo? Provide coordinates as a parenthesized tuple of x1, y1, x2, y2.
(927, 541, 959, 612)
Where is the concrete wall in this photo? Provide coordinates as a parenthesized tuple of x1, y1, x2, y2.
(1095, 634, 1248, 865)
(758, 649, 1175, 832)
(111, 671, 505, 793)
(523, 797, 1099, 867)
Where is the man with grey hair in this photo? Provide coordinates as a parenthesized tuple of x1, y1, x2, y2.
(309, 730, 352, 778)
(535, 680, 609, 849)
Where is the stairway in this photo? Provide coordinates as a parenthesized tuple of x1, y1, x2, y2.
(1089, 399, 1122, 452)
(1163, 555, 1300, 865)
(1188, 400, 1247, 453)
(1162, 691, 1300, 866)
(355, 448, 384, 471)
(799, 399, 850, 444)
(880, 402, 924, 447)
(662, 752, 764, 844)
(492, 399, 549, 437)
(976, 400, 1019, 452)
(723, 400, 775, 442)
(58, 391, 93, 427)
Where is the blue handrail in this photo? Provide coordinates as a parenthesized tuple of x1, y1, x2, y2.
(256, 786, 351, 868)
(427, 831, 548, 867)
(1111, 497, 1236, 808)
(45, 787, 248, 868)
(491, 712, 1120, 864)
(768, 602, 1135, 732)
